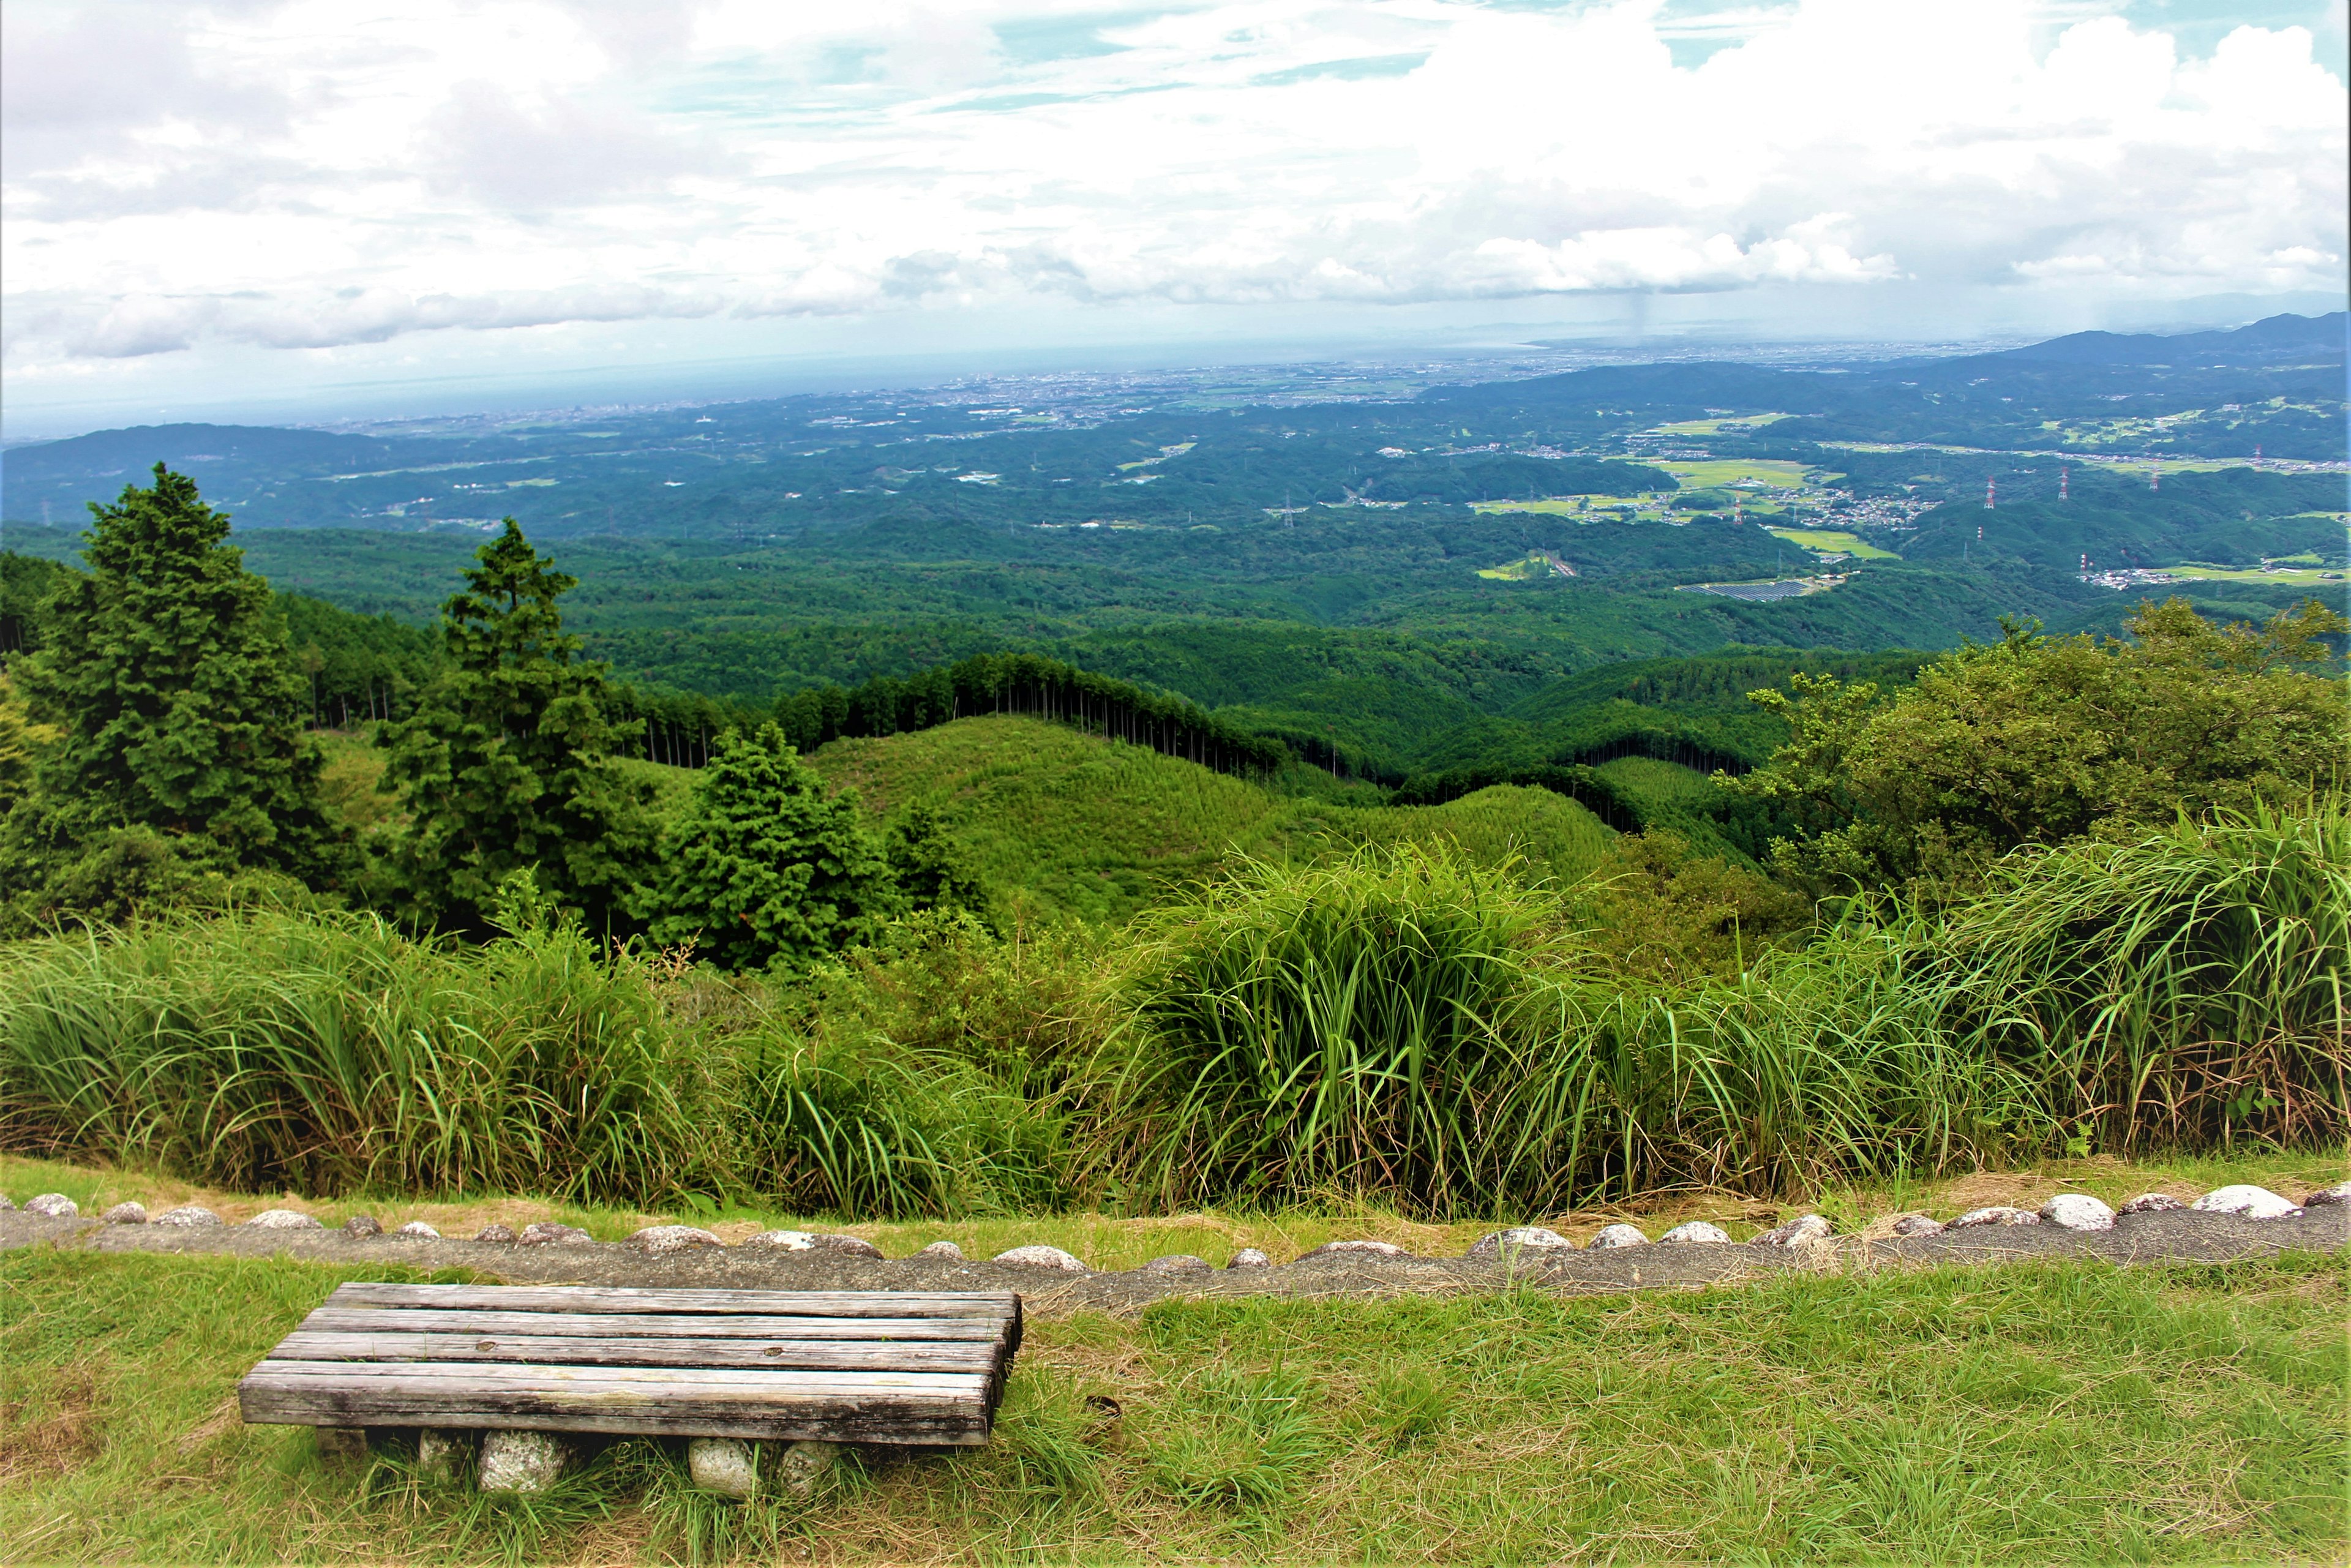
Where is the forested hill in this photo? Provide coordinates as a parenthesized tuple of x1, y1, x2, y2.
(4, 312, 2339, 780)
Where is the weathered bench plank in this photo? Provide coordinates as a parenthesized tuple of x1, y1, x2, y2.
(301, 1307, 1012, 1341)
(272, 1331, 1002, 1373)
(326, 1283, 1018, 1318)
(242, 1361, 992, 1443)
(241, 1283, 1024, 1446)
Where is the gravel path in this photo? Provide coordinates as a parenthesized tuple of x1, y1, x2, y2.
(6, 1204, 2343, 1315)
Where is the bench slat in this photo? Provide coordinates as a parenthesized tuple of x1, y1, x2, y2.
(272, 1330, 1002, 1372)
(249, 1283, 1022, 1445)
(326, 1283, 1017, 1318)
(298, 1307, 1011, 1343)
(239, 1361, 991, 1444)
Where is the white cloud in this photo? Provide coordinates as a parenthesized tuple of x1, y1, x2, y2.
(1, 0, 2342, 373)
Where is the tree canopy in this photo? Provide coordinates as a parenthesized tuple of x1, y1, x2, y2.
(1, 465, 342, 927)
(1731, 597, 2350, 895)
(642, 722, 899, 972)
(375, 519, 655, 934)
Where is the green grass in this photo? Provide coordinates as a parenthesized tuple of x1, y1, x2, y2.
(1765, 527, 1901, 560)
(1658, 459, 1835, 490)
(1591, 755, 1723, 813)
(806, 716, 1614, 922)
(2164, 564, 2348, 587)
(4, 805, 2341, 1222)
(4, 1247, 2342, 1562)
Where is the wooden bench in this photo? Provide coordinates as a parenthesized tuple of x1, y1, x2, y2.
(238, 1283, 1023, 1449)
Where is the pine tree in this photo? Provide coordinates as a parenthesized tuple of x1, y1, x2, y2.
(377, 519, 655, 933)
(643, 722, 898, 972)
(885, 803, 990, 923)
(1, 465, 343, 920)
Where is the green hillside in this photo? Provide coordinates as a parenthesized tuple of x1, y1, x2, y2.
(806, 715, 1613, 922)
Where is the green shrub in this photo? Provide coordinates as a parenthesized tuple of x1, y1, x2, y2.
(0, 907, 706, 1202)
(1932, 801, 2350, 1152)
(1115, 844, 1572, 1213)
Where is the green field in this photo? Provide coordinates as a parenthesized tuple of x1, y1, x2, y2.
(1648, 413, 1796, 435)
(1658, 459, 1834, 490)
(1470, 493, 1676, 520)
(1766, 527, 1902, 560)
(2163, 563, 2348, 588)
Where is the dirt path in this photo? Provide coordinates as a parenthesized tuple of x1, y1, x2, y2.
(6, 1206, 2342, 1315)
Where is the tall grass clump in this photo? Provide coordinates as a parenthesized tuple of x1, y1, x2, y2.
(0, 907, 710, 1201)
(1932, 801, 2350, 1151)
(1112, 846, 1577, 1213)
(1579, 927, 2044, 1202)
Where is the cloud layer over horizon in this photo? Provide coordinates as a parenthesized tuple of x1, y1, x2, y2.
(4, 0, 2345, 385)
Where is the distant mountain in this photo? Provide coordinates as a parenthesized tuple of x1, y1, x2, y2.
(0, 422, 424, 486)
(1974, 312, 2345, 369)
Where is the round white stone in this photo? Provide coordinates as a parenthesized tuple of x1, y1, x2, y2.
(991, 1244, 1089, 1272)
(478, 1430, 572, 1492)
(416, 1428, 471, 1481)
(396, 1220, 442, 1238)
(915, 1240, 966, 1260)
(2039, 1194, 2115, 1232)
(1890, 1214, 1946, 1237)
(808, 1234, 884, 1258)
(24, 1193, 78, 1218)
(2301, 1180, 2351, 1207)
(2191, 1185, 2301, 1220)
(1143, 1253, 1212, 1274)
(517, 1221, 591, 1245)
(1587, 1223, 1649, 1249)
(1752, 1214, 1833, 1247)
(2118, 1193, 2187, 1215)
(771, 1439, 841, 1498)
(246, 1209, 323, 1229)
(1468, 1226, 1573, 1259)
(687, 1436, 760, 1498)
(1226, 1247, 1272, 1269)
(626, 1224, 724, 1251)
(1948, 1206, 2039, 1228)
(1302, 1239, 1408, 1260)
(154, 1205, 223, 1227)
(1660, 1221, 1732, 1245)
(100, 1202, 149, 1225)
(742, 1229, 816, 1250)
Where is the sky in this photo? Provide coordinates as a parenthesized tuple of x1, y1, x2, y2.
(3, 0, 2345, 437)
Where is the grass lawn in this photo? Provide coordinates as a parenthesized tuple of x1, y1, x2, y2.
(1647, 414, 1796, 435)
(2163, 564, 2348, 588)
(3, 1244, 2341, 1564)
(1656, 459, 1835, 491)
(1764, 527, 1901, 560)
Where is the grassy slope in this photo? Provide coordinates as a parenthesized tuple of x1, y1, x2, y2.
(4, 1245, 2341, 1563)
(807, 715, 1615, 921)
(310, 717, 1613, 923)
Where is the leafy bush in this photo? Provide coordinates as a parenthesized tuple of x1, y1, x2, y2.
(1117, 846, 1566, 1212)
(0, 907, 706, 1202)
(1933, 801, 2349, 1152)
(1733, 599, 2349, 895)
(3, 804, 2340, 1215)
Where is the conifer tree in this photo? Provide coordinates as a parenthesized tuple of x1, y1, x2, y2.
(643, 722, 897, 972)
(1, 465, 342, 921)
(885, 802, 990, 923)
(377, 519, 654, 933)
